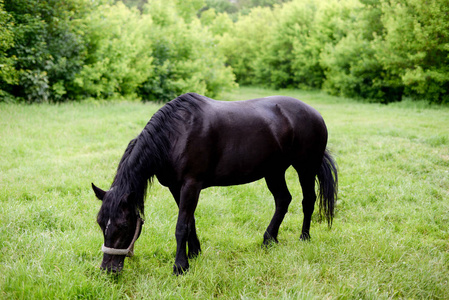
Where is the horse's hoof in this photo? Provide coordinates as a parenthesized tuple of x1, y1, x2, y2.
(188, 250, 200, 259)
(188, 245, 201, 259)
(262, 231, 279, 248)
(173, 264, 189, 276)
(300, 233, 311, 241)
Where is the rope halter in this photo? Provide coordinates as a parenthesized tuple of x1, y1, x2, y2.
(101, 217, 144, 257)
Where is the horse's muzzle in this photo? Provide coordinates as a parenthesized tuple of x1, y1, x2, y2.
(100, 253, 125, 273)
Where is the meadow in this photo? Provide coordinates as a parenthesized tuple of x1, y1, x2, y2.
(1, 87, 448, 299)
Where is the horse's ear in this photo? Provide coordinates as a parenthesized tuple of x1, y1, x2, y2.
(92, 183, 106, 201)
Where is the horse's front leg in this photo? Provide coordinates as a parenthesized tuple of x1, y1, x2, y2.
(173, 180, 201, 275)
(170, 187, 201, 261)
(187, 216, 201, 258)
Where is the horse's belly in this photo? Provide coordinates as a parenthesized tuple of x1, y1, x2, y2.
(207, 169, 265, 187)
(207, 149, 286, 187)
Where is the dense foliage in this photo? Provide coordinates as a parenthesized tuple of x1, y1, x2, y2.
(219, 0, 449, 103)
(1, 0, 448, 103)
(0, 0, 235, 102)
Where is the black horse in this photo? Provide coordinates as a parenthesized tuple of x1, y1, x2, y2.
(92, 93, 338, 274)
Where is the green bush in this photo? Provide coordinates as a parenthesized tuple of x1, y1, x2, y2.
(378, 0, 449, 104)
(217, 0, 449, 104)
(0, 0, 17, 92)
(73, 3, 153, 99)
(218, 6, 276, 85)
(139, 0, 236, 102)
(2, 0, 89, 102)
(253, 2, 308, 88)
(1, 0, 235, 103)
(2, 0, 448, 104)
(319, 0, 399, 102)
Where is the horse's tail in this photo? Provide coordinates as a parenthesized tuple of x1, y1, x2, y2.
(317, 150, 338, 227)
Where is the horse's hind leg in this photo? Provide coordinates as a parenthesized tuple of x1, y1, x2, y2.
(296, 171, 317, 241)
(263, 172, 292, 246)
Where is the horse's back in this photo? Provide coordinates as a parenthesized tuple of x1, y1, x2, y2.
(203, 95, 328, 153)
(162, 94, 327, 187)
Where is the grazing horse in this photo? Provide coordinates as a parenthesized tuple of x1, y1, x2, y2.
(92, 93, 338, 274)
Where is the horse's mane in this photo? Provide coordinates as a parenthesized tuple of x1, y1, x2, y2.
(103, 93, 204, 219)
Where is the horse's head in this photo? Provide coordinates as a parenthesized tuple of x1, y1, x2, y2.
(92, 183, 143, 273)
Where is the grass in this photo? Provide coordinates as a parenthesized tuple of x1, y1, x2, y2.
(1, 87, 448, 299)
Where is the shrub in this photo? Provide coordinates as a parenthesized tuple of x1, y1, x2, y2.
(2, 0, 89, 102)
(218, 6, 277, 86)
(73, 3, 153, 99)
(0, 0, 17, 92)
(140, 0, 236, 102)
(378, 0, 449, 104)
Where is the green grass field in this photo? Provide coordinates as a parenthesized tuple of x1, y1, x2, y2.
(1, 87, 448, 299)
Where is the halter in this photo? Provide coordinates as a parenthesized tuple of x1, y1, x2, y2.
(101, 217, 144, 257)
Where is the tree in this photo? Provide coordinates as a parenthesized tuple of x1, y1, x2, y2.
(2, 0, 91, 102)
(0, 0, 17, 100)
(218, 6, 277, 85)
(73, 3, 153, 99)
(379, 0, 449, 103)
(140, 0, 236, 102)
(318, 0, 404, 102)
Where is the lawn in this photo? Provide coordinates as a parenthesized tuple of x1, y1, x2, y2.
(1, 87, 448, 299)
